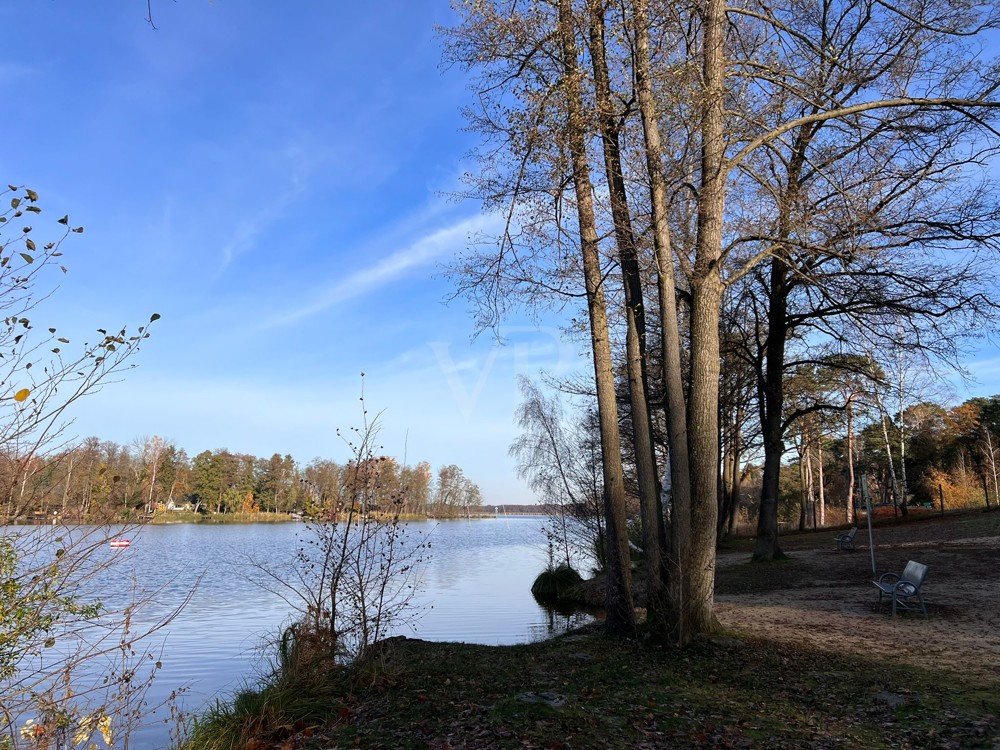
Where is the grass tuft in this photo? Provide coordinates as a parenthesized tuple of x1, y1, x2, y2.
(530, 563, 583, 601)
(181, 622, 355, 750)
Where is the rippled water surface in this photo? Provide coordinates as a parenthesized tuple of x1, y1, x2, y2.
(83, 517, 589, 747)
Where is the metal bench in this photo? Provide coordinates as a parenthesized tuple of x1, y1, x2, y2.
(872, 560, 929, 616)
(834, 527, 857, 551)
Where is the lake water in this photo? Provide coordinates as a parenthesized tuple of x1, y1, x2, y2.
(76, 517, 591, 747)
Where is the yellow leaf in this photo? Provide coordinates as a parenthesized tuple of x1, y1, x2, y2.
(14, 388, 29, 402)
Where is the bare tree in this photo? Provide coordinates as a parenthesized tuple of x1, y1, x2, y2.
(251, 385, 428, 662)
(445, 0, 1000, 639)
(510, 376, 605, 570)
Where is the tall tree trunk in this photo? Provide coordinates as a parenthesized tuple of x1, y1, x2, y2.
(797, 435, 807, 531)
(586, 0, 665, 636)
(991, 435, 999, 508)
(817, 436, 826, 527)
(876, 392, 902, 518)
(720, 413, 733, 540)
(994, 456, 1000, 509)
(687, 271, 723, 633)
(61, 454, 74, 518)
(726, 398, 743, 536)
(557, 0, 634, 634)
(719, 398, 743, 540)
(754, 257, 789, 560)
(631, 0, 692, 644)
(897, 367, 909, 515)
(805, 432, 816, 529)
(750, 110, 817, 556)
(729, 458, 742, 537)
(846, 397, 856, 525)
(683, 0, 728, 635)
(146, 458, 158, 513)
(983, 428, 998, 509)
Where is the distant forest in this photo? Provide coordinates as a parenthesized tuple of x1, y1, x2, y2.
(513, 384, 1000, 535)
(2, 437, 488, 522)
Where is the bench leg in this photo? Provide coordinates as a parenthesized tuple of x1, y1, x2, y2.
(890, 593, 928, 616)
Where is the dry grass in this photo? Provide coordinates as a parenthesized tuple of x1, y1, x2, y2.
(184, 508, 1000, 750)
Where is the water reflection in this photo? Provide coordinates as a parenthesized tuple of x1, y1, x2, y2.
(527, 604, 600, 642)
(95, 516, 596, 747)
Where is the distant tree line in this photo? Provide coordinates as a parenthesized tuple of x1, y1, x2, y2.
(760, 391, 1000, 531)
(515, 361, 1000, 545)
(0, 435, 484, 521)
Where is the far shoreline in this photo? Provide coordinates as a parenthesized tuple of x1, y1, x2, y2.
(5, 510, 557, 527)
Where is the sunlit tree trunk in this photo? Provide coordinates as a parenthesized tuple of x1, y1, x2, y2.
(558, 0, 634, 634)
(846, 397, 856, 525)
(875, 389, 903, 516)
(586, 0, 664, 637)
(631, 0, 693, 643)
(817, 437, 826, 527)
(797, 434, 808, 531)
(681, 0, 728, 635)
(61, 454, 74, 518)
(897, 362, 909, 515)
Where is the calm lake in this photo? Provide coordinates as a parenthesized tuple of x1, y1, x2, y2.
(86, 516, 590, 747)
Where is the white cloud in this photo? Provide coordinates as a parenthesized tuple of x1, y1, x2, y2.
(266, 211, 501, 327)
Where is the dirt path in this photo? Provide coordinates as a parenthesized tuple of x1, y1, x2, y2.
(715, 533, 1000, 682)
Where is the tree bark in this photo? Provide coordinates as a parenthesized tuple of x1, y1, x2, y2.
(720, 414, 733, 539)
(557, 0, 634, 635)
(753, 256, 789, 560)
(718, 398, 743, 540)
(631, 0, 693, 644)
(897, 366, 909, 516)
(817, 436, 826, 528)
(846, 397, 856, 525)
(876, 390, 903, 519)
(797, 435, 808, 531)
(586, 0, 665, 637)
(683, 0, 728, 634)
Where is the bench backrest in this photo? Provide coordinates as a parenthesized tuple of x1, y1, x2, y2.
(901, 560, 928, 588)
(846, 527, 857, 540)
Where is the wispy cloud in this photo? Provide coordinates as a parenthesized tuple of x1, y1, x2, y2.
(0, 62, 34, 88)
(266, 211, 500, 327)
(214, 143, 317, 278)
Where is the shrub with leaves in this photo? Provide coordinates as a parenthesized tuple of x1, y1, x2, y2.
(0, 186, 173, 749)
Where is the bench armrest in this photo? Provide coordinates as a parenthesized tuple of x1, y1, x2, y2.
(877, 572, 900, 584)
(892, 581, 917, 596)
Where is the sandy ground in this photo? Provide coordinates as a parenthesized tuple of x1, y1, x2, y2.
(714, 531, 1000, 683)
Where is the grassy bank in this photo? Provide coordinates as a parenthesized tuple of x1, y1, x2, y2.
(182, 627, 999, 750)
(182, 509, 1000, 749)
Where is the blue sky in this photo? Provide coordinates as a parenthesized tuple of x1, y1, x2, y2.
(3, 3, 999, 504)
(1, 1, 583, 503)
